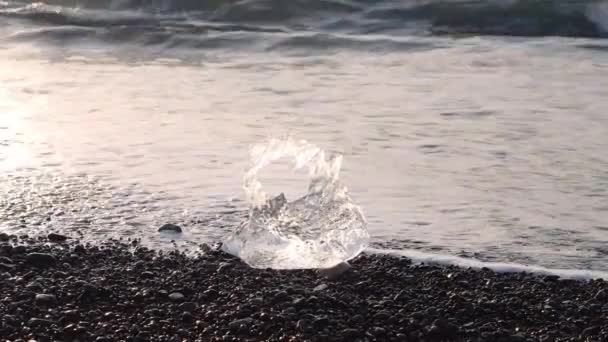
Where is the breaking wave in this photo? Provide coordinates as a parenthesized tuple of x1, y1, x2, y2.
(0, 0, 607, 49)
(222, 138, 369, 269)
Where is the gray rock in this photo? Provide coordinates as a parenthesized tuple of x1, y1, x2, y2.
(13, 245, 26, 254)
(48, 233, 68, 242)
(373, 311, 391, 321)
(29, 318, 55, 327)
(35, 293, 57, 306)
(0, 263, 14, 271)
(158, 224, 182, 233)
(341, 328, 359, 337)
(217, 262, 232, 273)
(178, 302, 197, 312)
(317, 262, 352, 280)
(249, 297, 264, 307)
(508, 333, 527, 342)
(228, 318, 254, 330)
(26, 281, 44, 292)
(168, 292, 185, 302)
(200, 243, 212, 253)
(26, 253, 56, 267)
(296, 319, 312, 332)
(313, 316, 329, 328)
(371, 327, 386, 336)
(582, 326, 599, 336)
(181, 312, 194, 323)
(594, 289, 607, 300)
(0, 233, 9, 241)
(543, 275, 560, 282)
(313, 283, 328, 292)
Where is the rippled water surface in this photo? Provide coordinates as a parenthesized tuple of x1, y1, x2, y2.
(1, 0, 608, 272)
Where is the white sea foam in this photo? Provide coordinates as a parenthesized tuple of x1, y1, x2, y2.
(367, 248, 608, 280)
(222, 138, 369, 269)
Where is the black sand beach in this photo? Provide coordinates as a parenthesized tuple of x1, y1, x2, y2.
(0, 233, 606, 341)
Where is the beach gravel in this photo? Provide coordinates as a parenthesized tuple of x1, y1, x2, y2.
(0, 235, 606, 341)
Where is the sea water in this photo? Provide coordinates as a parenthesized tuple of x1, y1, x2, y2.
(1, 0, 608, 275)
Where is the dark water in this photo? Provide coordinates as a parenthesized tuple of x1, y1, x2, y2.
(1, 0, 608, 273)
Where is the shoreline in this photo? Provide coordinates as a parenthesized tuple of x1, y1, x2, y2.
(1, 234, 607, 341)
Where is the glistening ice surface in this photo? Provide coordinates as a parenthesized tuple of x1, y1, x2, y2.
(222, 138, 369, 269)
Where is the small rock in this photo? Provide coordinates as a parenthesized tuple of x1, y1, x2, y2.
(582, 326, 599, 336)
(178, 302, 197, 312)
(0, 256, 13, 264)
(200, 243, 212, 253)
(0, 245, 12, 256)
(61, 310, 80, 323)
(374, 311, 391, 321)
(29, 318, 55, 327)
(158, 224, 182, 233)
(429, 318, 459, 339)
(217, 262, 232, 273)
(313, 316, 329, 329)
(35, 293, 57, 306)
(594, 289, 607, 300)
(141, 271, 155, 279)
(508, 333, 527, 342)
(271, 290, 289, 303)
(371, 327, 386, 336)
(169, 292, 185, 302)
(48, 233, 68, 242)
(313, 283, 328, 292)
(349, 315, 364, 324)
(13, 245, 26, 254)
(78, 283, 98, 301)
(342, 328, 360, 337)
(296, 319, 312, 332)
(249, 297, 264, 307)
(228, 318, 254, 330)
(543, 275, 560, 282)
(318, 262, 352, 280)
(181, 312, 194, 323)
(0, 233, 9, 241)
(0, 263, 14, 271)
(26, 253, 56, 267)
(62, 323, 85, 337)
(393, 290, 406, 301)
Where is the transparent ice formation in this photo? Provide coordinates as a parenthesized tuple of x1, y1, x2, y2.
(222, 138, 369, 269)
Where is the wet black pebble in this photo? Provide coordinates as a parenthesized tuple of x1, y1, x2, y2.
(0, 240, 605, 341)
(158, 224, 182, 233)
(35, 293, 57, 306)
(26, 252, 56, 267)
(48, 233, 68, 242)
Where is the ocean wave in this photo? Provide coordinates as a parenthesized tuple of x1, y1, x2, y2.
(368, 248, 608, 280)
(2, 0, 606, 39)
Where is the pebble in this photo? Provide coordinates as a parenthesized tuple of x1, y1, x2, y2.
(228, 318, 254, 330)
(178, 302, 197, 312)
(48, 233, 68, 242)
(26, 253, 56, 267)
(158, 224, 182, 233)
(317, 262, 352, 280)
(35, 293, 57, 306)
(0, 239, 605, 341)
(0, 263, 14, 271)
(28, 318, 55, 327)
(168, 292, 185, 302)
(313, 283, 328, 291)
